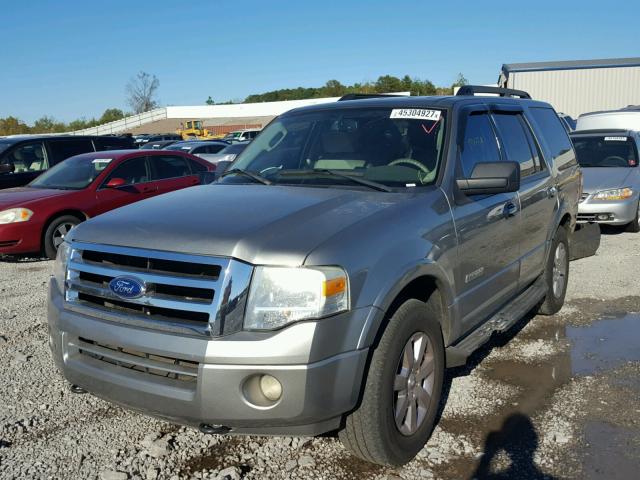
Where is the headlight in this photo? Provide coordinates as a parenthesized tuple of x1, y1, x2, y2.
(244, 266, 349, 330)
(0, 208, 33, 224)
(53, 242, 72, 295)
(592, 187, 633, 201)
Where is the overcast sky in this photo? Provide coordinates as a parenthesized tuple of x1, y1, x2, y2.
(1, 0, 637, 123)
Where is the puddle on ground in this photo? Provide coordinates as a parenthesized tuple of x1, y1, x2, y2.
(567, 313, 640, 375)
(431, 308, 640, 479)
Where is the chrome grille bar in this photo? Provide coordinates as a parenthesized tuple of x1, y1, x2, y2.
(65, 242, 253, 336)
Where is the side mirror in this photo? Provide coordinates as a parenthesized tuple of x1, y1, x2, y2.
(0, 162, 15, 174)
(105, 177, 127, 188)
(456, 161, 520, 195)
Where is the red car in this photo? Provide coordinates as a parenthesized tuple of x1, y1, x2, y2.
(0, 149, 214, 258)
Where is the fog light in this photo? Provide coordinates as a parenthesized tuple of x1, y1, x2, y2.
(259, 374, 282, 401)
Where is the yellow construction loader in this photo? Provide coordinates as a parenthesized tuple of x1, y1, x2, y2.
(176, 120, 220, 140)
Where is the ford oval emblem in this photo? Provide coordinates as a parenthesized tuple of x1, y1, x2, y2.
(108, 276, 146, 299)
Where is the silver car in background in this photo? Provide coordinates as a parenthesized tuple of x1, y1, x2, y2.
(571, 129, 640, 231)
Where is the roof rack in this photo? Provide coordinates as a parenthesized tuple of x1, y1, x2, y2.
(338, 93, 404, 101)
(456, 85, 531, 99)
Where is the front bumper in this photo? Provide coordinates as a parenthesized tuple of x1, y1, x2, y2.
(0, 221, 41, 254)
(577, 194, 639, 225)
(48, 281, 371, 435)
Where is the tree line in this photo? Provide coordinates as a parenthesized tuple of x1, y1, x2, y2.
(0, 73, 467, 136)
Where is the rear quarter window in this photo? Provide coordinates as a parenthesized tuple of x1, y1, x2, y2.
(528, 108, 577, 170)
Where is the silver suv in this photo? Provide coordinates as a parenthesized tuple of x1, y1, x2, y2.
(48, 87, 580, 466)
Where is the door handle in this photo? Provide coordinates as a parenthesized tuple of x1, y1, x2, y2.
(504, 202, 518, 217)
(547, 186, 558, 198)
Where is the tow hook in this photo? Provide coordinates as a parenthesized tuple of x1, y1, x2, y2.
(199, 424, 231, 435)
(69, 384, 87, 394)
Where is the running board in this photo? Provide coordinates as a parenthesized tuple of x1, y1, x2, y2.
(445, 276, 547, 368)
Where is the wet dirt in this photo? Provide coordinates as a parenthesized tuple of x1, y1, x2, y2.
(426, 301, 640, 479)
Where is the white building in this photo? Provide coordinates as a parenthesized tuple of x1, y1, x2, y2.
(499, 57, 640, 118)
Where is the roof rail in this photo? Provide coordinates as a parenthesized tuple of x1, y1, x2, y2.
(338, 93, 404, 101)
(456, 85, 531, 99)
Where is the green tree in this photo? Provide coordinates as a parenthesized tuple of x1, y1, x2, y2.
(99, 108, 125, 124)
(32, 116, 66, 133)
(0, 116, 30, 135)
(374, 75, 403, 93)
(206, 96, 215, 105)
(452, 73, 469, 88)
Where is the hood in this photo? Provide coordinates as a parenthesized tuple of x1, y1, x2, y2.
(0, 187, 70, 211)
(581, 167, 634, 193)
(71, 184, 411, 265)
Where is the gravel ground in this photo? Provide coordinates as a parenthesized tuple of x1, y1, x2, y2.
(1, 229, 639, 479)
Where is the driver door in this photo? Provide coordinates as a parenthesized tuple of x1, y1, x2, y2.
(451, 108, 522, 333)
(93, 156, 157, 216)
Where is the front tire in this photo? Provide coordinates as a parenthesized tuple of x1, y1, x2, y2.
(537, 226, 569, 315)
(43, 215, 80, 260)
(339, 298, 444, 466)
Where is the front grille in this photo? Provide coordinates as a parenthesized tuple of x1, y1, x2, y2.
(577, 213, 596, 222)
(64, 242, 253, 336)
(76, 337, 198, 382)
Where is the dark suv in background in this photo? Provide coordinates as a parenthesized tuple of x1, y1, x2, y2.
(0, 135, 135, 190)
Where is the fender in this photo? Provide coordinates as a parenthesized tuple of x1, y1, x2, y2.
(357, 259, 456, 350)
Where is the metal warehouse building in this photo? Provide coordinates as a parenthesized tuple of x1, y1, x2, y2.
(499, 57, 640, 118)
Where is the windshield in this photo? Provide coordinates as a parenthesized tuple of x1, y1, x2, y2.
(0, 143, 11, 154)
(29, 155, 112, 190)
(220, 107, 447, 189)
(572, 136, 638, 168)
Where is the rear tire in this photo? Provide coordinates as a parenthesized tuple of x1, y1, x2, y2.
(43, 215, 80, 260)
(537, 226, 569, 315)
(626, 201, 640, 233)
(339, 298, 444, 466)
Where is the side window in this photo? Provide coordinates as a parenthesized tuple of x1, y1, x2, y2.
(492, 113, 537, 177)
(459, 113, 500, 178)
(104, 157, 149, 186)
(529, 107, 577, 170)
(188, 159, 207, 173)
(191, 146, 207, 154)
(4, 142, 48, 172)
(207, 144, 226, 154)
(150, 155, 191, 180)
(48, 139, 95, 164)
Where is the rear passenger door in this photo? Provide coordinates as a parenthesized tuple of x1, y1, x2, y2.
(147, 154, 200, 196)
(491, 108, 557, 286)
(452, 108, 522, 332)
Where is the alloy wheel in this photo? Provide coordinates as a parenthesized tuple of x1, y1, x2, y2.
(552, 242, 567, 298)
(393, 332, 435, 436)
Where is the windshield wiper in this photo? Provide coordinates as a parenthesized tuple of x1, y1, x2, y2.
(278, 169, 392, 192)
(219, 168, 272, 185)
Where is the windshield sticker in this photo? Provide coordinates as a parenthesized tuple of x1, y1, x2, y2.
(604, 136, 627, 141)
(181, 146, 191, 150)
(92, 159, 112, 164)
(390, 108, 441, 121)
